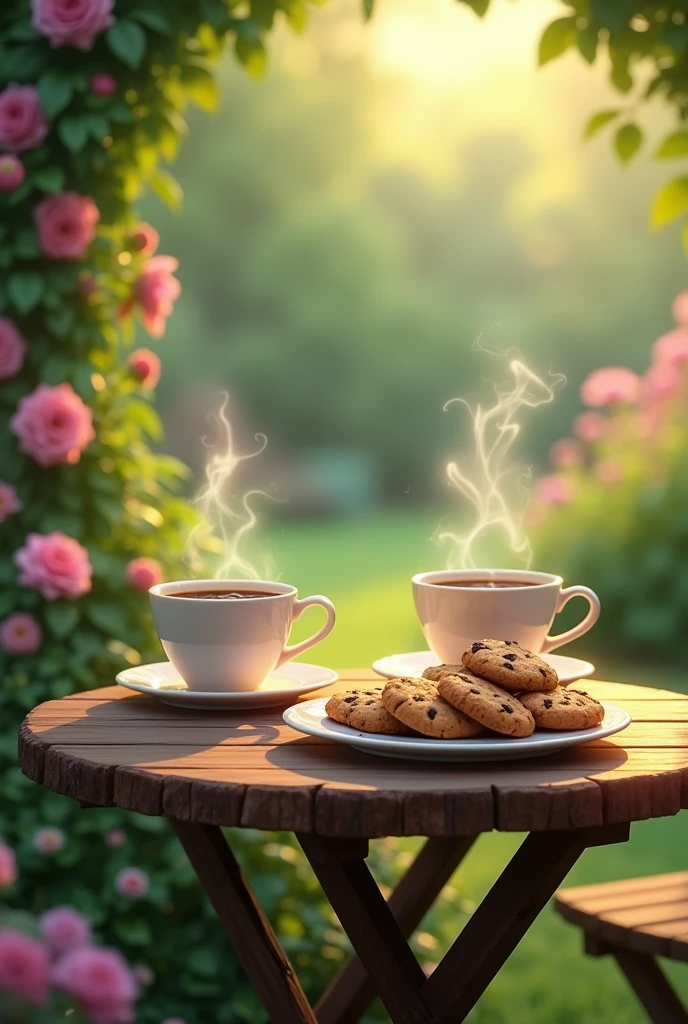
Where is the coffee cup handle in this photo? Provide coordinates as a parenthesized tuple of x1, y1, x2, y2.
(540, 585, 601, 654)
(277, 595, 336, 667)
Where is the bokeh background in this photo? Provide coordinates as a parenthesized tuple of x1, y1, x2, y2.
(144, 0, 686, 679)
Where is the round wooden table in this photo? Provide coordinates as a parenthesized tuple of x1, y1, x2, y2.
(19, 671, 688, 1024)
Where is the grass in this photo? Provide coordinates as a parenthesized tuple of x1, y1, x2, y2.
(264, 508, 688, 1022)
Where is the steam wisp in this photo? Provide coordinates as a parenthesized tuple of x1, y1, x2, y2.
(438, 353, 564, 569)
(186, 394, 275, 580)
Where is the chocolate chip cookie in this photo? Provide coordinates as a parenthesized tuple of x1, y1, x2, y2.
(436, 671, 535, 737)
(381, 677, 483, 739)
(518, 688, 604, 731)
(422, 664, 466, 683)
(462, 639, 558, 692)
(325, 689, 413, 735)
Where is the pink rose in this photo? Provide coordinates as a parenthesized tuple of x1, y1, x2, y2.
(0, 842, 17, 888)
(115, 867, 149, 899)
(0, 480, 22, 522)
(31, 0, 115, 51)
(0, 316, 26, 380)
(32, 826, 65, 853)
(40, 906, 91, 955)
(128, 348, 161, 388)
(549, 438, 583, 470)
(0, 930, 50, 1005)
(130, 223, 158, 256)
(0, 85, 47, 153)
(90, 73, 117, 96)
(0, 613, 42, 655)
(125, 558, 163, 591)
(53, 946, 137, 1024)
(594, 459, 623, 485)
(643, 361, 682, 403)
(105, 829, 126, 848)
(672, 291, 688, 327)
(580, 366, 641, 407)
(653, 327, 688, 365)
(535, 474, 575, 506)
(15, 532, 93, 601)
(34, 191, 99, 259)
(573, 411, 608, 443)
(11, 383, 95, 466)
(134, 256, 181, 338)
(0, 153, 25, 192)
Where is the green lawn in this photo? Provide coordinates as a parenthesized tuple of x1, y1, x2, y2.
(265, 509, 688, 1022)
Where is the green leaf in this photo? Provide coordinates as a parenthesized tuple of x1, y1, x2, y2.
(84, 599, 132, 639)
(41, 353, 72, 384)
(590, 0, 635, 31)
(44, 602, 80, 640)
(151, 169, 183, 212)
(13, 227, 39, 259)
(180, 63, 219, 112)
(362, 0, 374, 20)
(129, 8, 173, 33)
(538, 17, 577, 65)
(655, 131, 688, 160)
(3, 46, 43, 80)
(127, 398, 163, 440)
(86, 114, 109, 141)
(106, 20, 147, 69)
(584, 109, 620, 139)
(235, 37, 267, 78)
(577, 25, 598, 64)
(45, 306, 75, 338)
(461, 0, 490, 15)
(682, 220, 688, 258)
(615, 123, 642, 164)
(59, 116, 89, 153)
(32, 166, 65, 193)
(7, 272, 43, 314)
(610, 57, 633, 93)
(651, 176, 688, 229)
(113, 918, 153, 945)
(37, 72, 73, 117)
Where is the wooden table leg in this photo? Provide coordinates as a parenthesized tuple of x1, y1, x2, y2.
(171, 820, 317, 1024)
(422, 824, 630, 1024)
(314, 835, 478, 1024)
(585, 939, 688, 1024)
(300, 834, 435, 1024)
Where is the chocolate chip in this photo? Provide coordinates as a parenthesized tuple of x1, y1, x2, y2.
(500, 703, 513, 714)
(470, 688, 480, 694)
(539, 668, 547, 677)
(502, 662, 514, 670)
(471, 642, 487, 653)
(412, 695, 424, 702)
(427, 708, 437, 720)
(503, 653, 517, 662)
(525, 653, 533, 659)
(504, 640, 519, 646)
(543, 699, 553, 709)
(563, 699, 570, 705)
(344, 696, 356, 703)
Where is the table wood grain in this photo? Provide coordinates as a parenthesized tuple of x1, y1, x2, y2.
(18, 671, 688, 837)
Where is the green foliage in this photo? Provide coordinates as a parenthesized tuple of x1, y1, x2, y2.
(539, 2, 688, 253)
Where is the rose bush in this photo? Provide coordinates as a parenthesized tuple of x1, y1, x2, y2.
(532, 292, 688, 658)
(0, 1, 405, 1020)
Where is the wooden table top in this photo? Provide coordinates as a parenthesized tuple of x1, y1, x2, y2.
(18, 670, 688, 838)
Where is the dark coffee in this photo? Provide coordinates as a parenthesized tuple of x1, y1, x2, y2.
(171, 589, 279, 600)
(435, 580, 540, 589)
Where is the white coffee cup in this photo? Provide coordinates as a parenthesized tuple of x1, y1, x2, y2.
(412, 569, 600, 664)
(149, 579, 336, 692)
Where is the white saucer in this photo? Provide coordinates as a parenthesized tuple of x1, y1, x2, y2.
(372, 651, 595, 686)
(284, 697, 630, 763)
(116, 661, 338, 710)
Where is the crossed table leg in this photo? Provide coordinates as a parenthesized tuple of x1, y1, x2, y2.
(171, 820, 629, 1024)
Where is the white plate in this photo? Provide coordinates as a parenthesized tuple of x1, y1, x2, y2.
(372, 651, 595, 686)
(284, 697, 630, 763)
(116, 661, 338, 710)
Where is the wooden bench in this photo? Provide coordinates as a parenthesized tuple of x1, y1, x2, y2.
(555, 871, 688, 1023)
